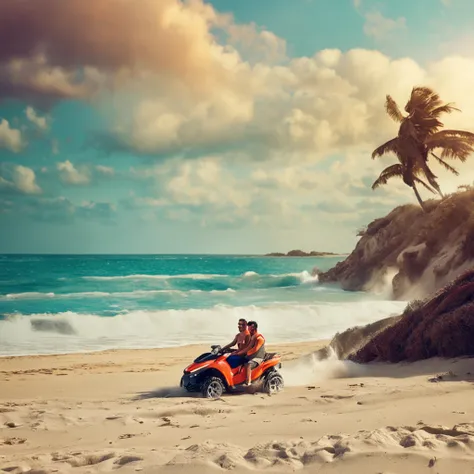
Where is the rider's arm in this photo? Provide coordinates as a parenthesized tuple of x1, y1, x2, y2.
(222, 335, 238, 351)
(247, 335, 264, 356)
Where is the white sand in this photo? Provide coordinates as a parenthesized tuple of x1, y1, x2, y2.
(1, 341, 474, 473)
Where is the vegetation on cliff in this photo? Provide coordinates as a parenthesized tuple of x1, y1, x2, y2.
(318, 187, 474, 299)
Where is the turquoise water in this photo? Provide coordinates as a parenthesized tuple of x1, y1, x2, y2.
(0, 254, 406, 356)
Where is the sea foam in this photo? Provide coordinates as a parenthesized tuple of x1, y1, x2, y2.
(0, 300, 406, 356)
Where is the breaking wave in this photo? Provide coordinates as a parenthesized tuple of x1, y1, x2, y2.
(0, 300, 406, 356)
(1, 271, 320, 301)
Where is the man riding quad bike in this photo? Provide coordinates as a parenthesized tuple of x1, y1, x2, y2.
(180, 344, 284, 398)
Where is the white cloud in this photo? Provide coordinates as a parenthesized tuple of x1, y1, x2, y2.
(25, 106, 49, 131)
(95, 165, 115, 177)
(0, 165, 41, 195)
(363, 11, 406, 41)
(19, 196, 116, 224)
(125, 150, 418, 234)
(104, 46, 453, 161)
(0, 53, 102, 103)
(57, 160, 91, 185)
(165, 158, 251, 209)
(226, 23, 287, 62)
(2, 0, 473, 168)
(13, 165, 42, 194)
(0, 119, 23, 152)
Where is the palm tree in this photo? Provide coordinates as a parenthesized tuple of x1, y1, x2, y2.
(371, 86, 474, 209)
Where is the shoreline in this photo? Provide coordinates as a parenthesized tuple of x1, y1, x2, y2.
(0, 340, 329, 363)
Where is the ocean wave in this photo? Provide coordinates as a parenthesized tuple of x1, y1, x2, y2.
(1, 272, 321, 302)
(236, 271, 318, 289)
(82, 270, 317, 283)
(243, 271, 259, 277)
(83, 273, 226, 281)
(241, 270, 318, 282)
(0, 300, 406, 356)
(3, 292, 57, 300)
(0, 288, 242, 301)
(47, 271, 321, 294)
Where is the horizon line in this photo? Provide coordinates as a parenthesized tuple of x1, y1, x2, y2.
(0, 252, 349, 256)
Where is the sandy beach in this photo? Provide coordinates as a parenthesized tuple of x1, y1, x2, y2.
(1, 341, 474, 473)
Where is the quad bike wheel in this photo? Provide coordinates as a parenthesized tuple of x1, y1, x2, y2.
(201, 376, 225, 399)
(264, 371, 284, 394)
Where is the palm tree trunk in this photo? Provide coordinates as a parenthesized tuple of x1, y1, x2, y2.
(412, 183, 427, 212)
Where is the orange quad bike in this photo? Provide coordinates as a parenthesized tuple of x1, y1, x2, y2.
(180, 345, 284, 398)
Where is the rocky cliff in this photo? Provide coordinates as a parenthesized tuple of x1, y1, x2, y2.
(318, 189, 474, 300)
(308, 269, 474, 364)
(348, 269, 474, 362)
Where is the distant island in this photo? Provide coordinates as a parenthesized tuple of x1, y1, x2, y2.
(264, 250, 344, 257)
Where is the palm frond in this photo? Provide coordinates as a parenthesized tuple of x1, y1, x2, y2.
(405, 86, 441, 114)
(425, 129, 474, 162)
(385, 95, 404, 122)
(371, 137, 399, 159)
(430, 152, 460, 175)
(439, 142, 474, 162)
(412, 113, 443, 128)
(427, 129, 474, 142)
(426, 137, 474, 162)
(372, 164, 403, 190)
(431, 103, 460, 116)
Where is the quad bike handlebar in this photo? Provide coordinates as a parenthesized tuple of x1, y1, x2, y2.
(210, 345, 235, 355)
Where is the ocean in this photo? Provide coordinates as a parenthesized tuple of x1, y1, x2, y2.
(0, 254, 407, 357)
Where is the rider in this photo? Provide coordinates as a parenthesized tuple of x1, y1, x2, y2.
(235, 320, 266, 386)
(223, 319, 250, 369)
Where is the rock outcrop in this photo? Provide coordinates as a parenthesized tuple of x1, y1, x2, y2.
(265, 250, 341, 257)
(310, 314, 402, 362)
(318, 189, 474, 299)
(348, 269, 474, 362)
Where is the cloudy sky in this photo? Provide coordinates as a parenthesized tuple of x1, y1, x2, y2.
(1, 0, 474, 254)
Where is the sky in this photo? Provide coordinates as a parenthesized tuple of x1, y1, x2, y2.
(1, 0, 474, 254)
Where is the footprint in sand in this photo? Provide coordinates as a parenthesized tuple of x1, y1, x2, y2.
(114, 455, 143, 466)
(63, 452, 116, 467)
(1, 438, 26, 445)
(118, 432, 151, 439)
(1, 466, 21, 472)
(320, 394, 355, 400)
(4, 422, 21, 428)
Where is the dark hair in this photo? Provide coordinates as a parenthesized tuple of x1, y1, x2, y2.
(238, 318, 247, 325)
(247, 320, 258, 329)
